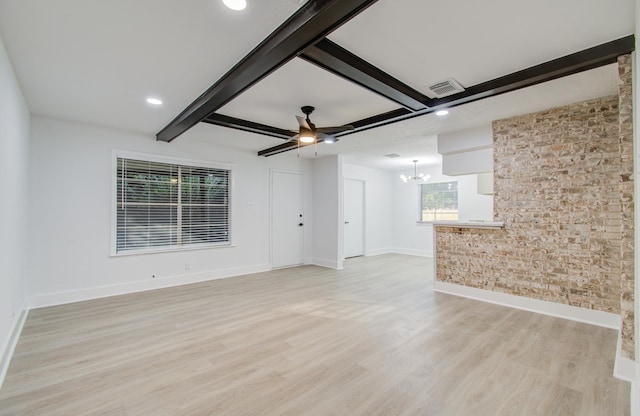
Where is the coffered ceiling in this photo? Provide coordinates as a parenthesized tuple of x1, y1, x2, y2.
(0, 0, 634, 168)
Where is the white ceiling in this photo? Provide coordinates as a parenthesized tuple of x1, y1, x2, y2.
(218, 58, 398, 129)
(0, 0, 634, 171)
(329, 0, 634, 91)
(290, 62, 620, 171)
(0, 0, 301, 133)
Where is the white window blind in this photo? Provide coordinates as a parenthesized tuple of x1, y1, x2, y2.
(116, 157, 230, 254)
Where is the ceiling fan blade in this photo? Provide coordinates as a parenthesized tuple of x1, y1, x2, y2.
(296, 115, 311, 130)
(315, 125, 354, 135)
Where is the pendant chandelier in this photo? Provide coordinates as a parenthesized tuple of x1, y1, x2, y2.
(400, 160, 430, 183)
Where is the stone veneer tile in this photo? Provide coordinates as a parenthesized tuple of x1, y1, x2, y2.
(436, 54, 634, 358)
(617, 54, 634, 359)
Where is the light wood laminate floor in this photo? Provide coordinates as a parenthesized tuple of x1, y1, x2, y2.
(0, 254, 629, 415)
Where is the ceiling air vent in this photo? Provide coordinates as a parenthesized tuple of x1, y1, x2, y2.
(424, 78, 465, 98)
(384, 153, 400, 158)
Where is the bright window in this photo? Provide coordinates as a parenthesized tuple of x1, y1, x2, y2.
(420, 181, 458, 221)
(114, 155, 231, 254)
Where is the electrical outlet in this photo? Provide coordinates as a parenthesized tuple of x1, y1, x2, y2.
(185, 263, 191, 271)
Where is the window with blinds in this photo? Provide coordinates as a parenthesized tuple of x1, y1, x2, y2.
(115, 156, 230, 254)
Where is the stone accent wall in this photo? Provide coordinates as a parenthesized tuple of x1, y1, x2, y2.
(618, 55, 634, 358)
(436, 55, 634, 358)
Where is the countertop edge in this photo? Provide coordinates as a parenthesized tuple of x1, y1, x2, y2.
(418, 220, 504, 229)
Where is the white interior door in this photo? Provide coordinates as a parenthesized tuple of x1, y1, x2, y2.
(344, 179, 364, 258)
(271, 171, 304, 268)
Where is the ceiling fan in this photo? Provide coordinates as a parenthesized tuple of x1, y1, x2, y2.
(294, 106, 354, 144)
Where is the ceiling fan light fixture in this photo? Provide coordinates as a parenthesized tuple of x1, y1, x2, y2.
(223, 0, 247, 11)
(299, 132, 315, 143)
(294, 106, 352, 151)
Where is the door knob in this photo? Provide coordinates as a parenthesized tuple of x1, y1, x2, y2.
(345, 221, 350, 224)
(298, 223, 304, 226)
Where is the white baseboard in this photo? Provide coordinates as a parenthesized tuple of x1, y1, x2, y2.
(0, 307, 28, 390)
(353, 248, 432, 257)
(365, 248, 393, 256)
(614, 329, 636, 382)
(434, 281, 621, 329)
(312, 258, 343, 270)
(28, 263, 271, 309)
(391, 247, 433, 257)
(632, 376, 640, 416)
(615, 356, 636, 383)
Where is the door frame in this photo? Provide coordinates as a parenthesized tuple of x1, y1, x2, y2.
(343, 178, 366, 259)
(270, 169, 305, 268)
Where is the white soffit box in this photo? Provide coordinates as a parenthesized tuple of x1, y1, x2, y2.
(438, 124, 494, 176)
(442, 148, 493, 176)
(437, 124, 493, 155)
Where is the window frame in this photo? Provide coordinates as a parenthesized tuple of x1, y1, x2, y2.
(418, 180, 459, 222)
(110, 150, 234, 256)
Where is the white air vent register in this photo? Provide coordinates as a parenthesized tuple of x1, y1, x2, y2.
(425, 78, 465, 98)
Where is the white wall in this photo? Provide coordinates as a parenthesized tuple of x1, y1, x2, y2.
(312, 155, 343, 269)
(392, 165, 493, 257)
(391, 171, 432, 257)
(27, 117, 312, 306)
(343, 163, 393, 256)
(0, 35, 30, 377)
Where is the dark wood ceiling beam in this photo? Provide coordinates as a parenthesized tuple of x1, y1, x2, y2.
(203, 113, 296, 140)
(258, 35, 634, 156)
(430, 35, 635, 110)
(300, 39, 430, 111)
(156, 0, 380, 143)
(328, 36, 635, 137)
(257, 140, 319, 157)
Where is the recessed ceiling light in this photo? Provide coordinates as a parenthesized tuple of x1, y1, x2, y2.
(435, 110, 449, 116)
(146, 98, 163, 105)
(223, 0, 247, 10)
